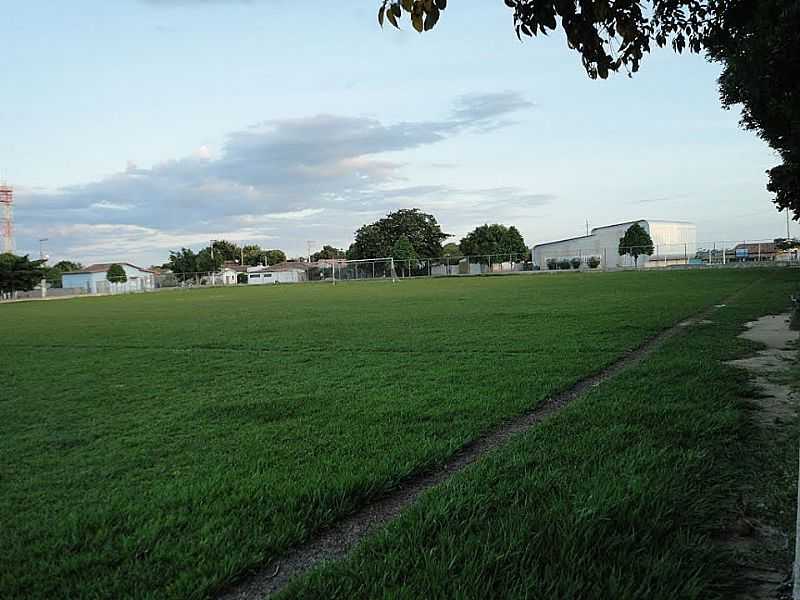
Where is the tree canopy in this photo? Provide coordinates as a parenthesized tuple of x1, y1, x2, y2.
(618, 223, 654, 266)
(0, 254, 46, 294)
(264, 249, 287, 266)
(378, 0, 800, 219)
(707, 1, 800, 220)
(459, 224, 528, 259)
(106, 264, 128, 283)
(166, 248, 198, 275)
(441, 242, 461, 257)
(349, 208, 449, 259)
(44, 260, 84, 288)
(311, 245, 347, 261)
(379, 0, 725, 79)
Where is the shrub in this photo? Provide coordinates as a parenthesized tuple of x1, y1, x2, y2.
(587, 256, 601, 269)
(546, 258, 558, 271)
(570, 257, 581, 269)
(558, 259, 572, 270)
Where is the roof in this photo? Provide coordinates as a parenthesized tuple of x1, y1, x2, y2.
(590, 219, 694, 233)
(63, 262, 153, 275)
(733, 242, 777, 253)
(265, 261, 315, 272)
(534, 220, 696, 249)
(533, 234, 594, 249)
(222, 261, 248, 272)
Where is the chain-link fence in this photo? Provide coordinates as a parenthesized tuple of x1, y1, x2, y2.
(2, 241, 798, 303)
(534, 239, 799, 271)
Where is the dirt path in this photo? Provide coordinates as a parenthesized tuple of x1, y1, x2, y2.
(725, 313, 798, 599)
(215, 300, 742, 600)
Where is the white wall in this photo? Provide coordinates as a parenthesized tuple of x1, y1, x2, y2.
(533, 221, 697, 270)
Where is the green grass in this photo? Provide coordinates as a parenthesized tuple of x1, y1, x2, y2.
(279, 270, 799, 600)
(0, 270, 782, 599)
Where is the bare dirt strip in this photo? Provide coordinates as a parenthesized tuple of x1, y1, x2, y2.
(216, 296, 745, 600)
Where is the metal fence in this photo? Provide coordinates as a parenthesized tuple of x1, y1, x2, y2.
(534, 239, 799, 271)
(2, 242, 797, 303)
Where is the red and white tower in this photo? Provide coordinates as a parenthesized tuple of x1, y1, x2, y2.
(0, 185, 13, 253)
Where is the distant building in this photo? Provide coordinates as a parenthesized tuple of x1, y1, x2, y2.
(247, 261, 310, 285)
(533, 220, 697, 270)
(221, 261, 248, 285)
(62, 263, 155, 294)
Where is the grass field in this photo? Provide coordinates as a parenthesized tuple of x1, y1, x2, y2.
(0, 269, 790, 599)
(280, 272, 799, 599)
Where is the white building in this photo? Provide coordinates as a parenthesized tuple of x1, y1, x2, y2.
(247, 262, 308, 285)
(62, 262, 155, 294)
(533, 220, 697, 270)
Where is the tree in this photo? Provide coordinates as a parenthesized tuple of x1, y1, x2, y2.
(264, 249, 287, 266)
(442, 242, 461, 257)
(167, 248, 198, 275)
(707, 1, 800, 220)
(378, 1, 725, 79)
(618, 223, 654, 267)
(392, 236, 417, 277)
(0, 254, 46, 295)
(52, 260, 83, 272)
(44, 260, 84, 288)
(211, 240, 241, 262)
(459, 224, 528, 261)
(241, 244, 264, 267)
(196, 247, 224, 273)
(106, 263, 128, 283)
(311, 245, 346, 261)
(349, 208, 449, 259)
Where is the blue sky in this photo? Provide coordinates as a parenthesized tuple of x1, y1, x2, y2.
(2, 0, 790, 265)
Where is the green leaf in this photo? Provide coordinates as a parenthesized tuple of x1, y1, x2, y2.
(387, 5, 400, 28)
(424, 6, 440, 31)
(411, 11, 424, 32)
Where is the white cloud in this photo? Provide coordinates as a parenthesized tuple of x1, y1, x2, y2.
(14, 92, 547, 264)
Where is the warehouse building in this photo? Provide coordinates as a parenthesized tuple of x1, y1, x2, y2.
(533, 220, 697, 270)
(62, 262, 155, 293)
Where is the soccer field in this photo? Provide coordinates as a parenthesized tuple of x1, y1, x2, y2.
(0, 270, 784, 599)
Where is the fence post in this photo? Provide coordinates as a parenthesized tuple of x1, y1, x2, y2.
(41, 279, 47, 299)
(428, 259, 431, 277)
(684, 243, 688, 265)
(758, 243, 762, 262)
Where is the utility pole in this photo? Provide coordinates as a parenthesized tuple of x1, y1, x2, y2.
(787, 207, 791, 240)
(39, 238, 49, 262)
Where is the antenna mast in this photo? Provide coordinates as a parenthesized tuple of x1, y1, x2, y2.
(0, 183, 13, 253)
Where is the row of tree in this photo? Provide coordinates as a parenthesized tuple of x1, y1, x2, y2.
(345, 209, 529, 262)
(157, 211, 529, 276)
(163, 242, 287, 275)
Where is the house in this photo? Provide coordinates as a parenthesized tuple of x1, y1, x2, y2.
(62, 262, 155, 294)
(533, 220, 697, 270)
(247, 261, 311, 285)
(220, 261, 248, 285)
(730, 242, 777, 261)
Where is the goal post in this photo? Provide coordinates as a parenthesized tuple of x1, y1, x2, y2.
(323, 257, 398, 284)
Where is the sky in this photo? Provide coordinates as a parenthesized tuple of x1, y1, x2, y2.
(2, 0, 791, 266)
